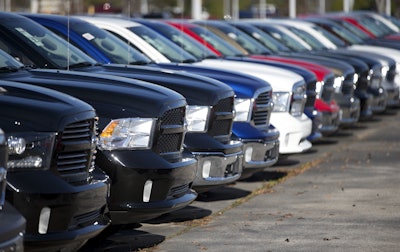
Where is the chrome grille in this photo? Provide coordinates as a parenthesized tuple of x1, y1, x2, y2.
(386, 64, 396, 82)
(154, 107, 185, 154)
(253, 91, 272, 126)
(56, 119, 95, 184)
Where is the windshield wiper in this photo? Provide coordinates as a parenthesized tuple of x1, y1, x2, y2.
(129, 60, 151, 65)
(0, 66, 19, 72)
(67, 62, 94, 69)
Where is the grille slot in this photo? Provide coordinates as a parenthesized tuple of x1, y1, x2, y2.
(253, 91, 272, 126)
(168, 183, 190, 199)
(341, 74, 355, 95)
(154, 107, 185, 155)
(305, 80, 317, 108)
(56, 119, 95, 184)
(209, 97, 234, 139)
(321, 77, 335, 102)
(70, 209, 102, 228)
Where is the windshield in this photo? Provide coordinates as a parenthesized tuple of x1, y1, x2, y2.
(200, 22, 271, 55)
(141, 21, 217, 60)
(337, 20, 370, 39)
(329, 22, 364, 44)
(356, 16, 393, 37)
(0, 17, 97, 69)
(255, 24, 310, 52)
(312, 25, 346, 47)
(232, 22, 292, 53)
(129, 25, 197, 63)
(286, 26, 328, 50)
(72, 21, 151, 65)
(0, 49, 24, 69)
(188, 25, 244, 57)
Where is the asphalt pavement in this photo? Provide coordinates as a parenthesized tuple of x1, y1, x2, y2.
(81, 107, 400, 252)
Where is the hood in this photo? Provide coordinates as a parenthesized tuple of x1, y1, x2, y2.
(78, 64, 234, 106)
(0, 69, 186, 129)
(156, 63, 272, 98)
(0, 80, 95, 132)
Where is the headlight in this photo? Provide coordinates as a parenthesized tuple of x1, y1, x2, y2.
(186, 105, 210, 132)
(234, 98, 252, 121)
(99, 118, 156, 150)
(333, 76, 343, 92)
(272, 92, 290, 112)
(7, 132, 56, 171)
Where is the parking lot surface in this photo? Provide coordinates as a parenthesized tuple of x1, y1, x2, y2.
(81, 108, 400, 252)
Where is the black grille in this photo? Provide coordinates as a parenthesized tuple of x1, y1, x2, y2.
(154, 107, 185, 154)
(341, 73, 355, 96)
(305, 80, 317, 108)
(387, 64, 396, 82)
(356, 70, 369, 92)
(209, 97, 234, 139)
(253, 91, 272, 126)
(321, 77, 335, 102)
(56, 119, 95, 184)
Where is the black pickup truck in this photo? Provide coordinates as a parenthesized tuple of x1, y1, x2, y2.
(0, 12, 244, 193)
(0, 48, 198, 229)
(0, 80, 110, 252)
(0, 126, 26, 252)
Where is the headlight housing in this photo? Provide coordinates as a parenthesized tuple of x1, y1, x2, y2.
(234, 98, 252, 121)
(99, 118, 156, 150)
(186, 105, 210, 132)
(272, 92, 290, 113)
(7, 132, 56, 171)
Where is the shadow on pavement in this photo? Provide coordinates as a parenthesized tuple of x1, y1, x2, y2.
(146, 205, 212, 224)
(80, 224, 165, 252)
(196, 186, 252, 202)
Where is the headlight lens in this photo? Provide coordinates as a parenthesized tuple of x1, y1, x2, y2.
(333, 76, 343, 92)
(99, 118, 156, 150)
(272, 92, 290, 112)
(186, 105, 210, 132)
(7, 132, 56, 171)
(234, 98, 252, 121)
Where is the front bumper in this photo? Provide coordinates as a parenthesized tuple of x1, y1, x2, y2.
(0, 202, 25, 252)
(314, 99, 341, 136)
(96, 149, 198, 224)
(270, 113, 312, 155)
(6, 171, 110, 252)
(334, 93, 361, 126)
(382, 80, 400, 107)
(184, 133, 243, 192)
(369, 87, 387, 113)
(232, 123, 280, 179)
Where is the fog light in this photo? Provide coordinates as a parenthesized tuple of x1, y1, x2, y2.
(245, 146, 253, 162)
(202, 160, 211, 178)
(143, 180, 153, 202)
(38, 207, 51, 234)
